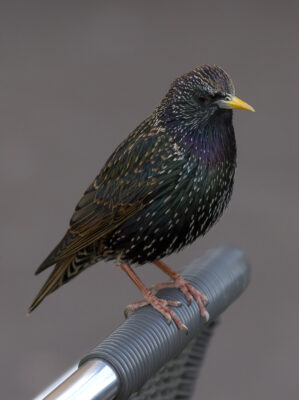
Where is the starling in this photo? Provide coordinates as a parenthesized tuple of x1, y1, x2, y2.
(28, 65, 254, 332)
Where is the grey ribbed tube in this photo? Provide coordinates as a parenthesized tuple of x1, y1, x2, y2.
(129, 320, 219, 400)
(80, 246, 250, 399)
(36, 246, 250, 400)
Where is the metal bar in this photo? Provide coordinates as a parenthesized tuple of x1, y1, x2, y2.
(35, 361, 119, 400)
(34, 246, 250, 400)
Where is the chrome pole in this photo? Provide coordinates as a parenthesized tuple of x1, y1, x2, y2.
(35, 360, 119, 400)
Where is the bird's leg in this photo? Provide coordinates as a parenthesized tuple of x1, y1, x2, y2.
(151, 259, 210, 321)
(119, 263, 188, 332)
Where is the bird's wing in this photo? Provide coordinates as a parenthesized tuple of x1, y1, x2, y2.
(36, 125, 180, 272)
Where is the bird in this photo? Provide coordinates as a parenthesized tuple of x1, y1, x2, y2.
(28, 65, 254, 332)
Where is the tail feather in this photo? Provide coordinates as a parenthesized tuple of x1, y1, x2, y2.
(28, 258, 72, 314)
(28, 248, 97, 314)
(35, 231, 77, 275)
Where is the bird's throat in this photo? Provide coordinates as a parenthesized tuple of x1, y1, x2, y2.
(170, 110, 236, 166)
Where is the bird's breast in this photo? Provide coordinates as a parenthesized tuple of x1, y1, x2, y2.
(113, 156, 236, 264)
(156, 157, 236, 254)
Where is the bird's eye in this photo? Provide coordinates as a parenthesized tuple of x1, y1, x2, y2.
(198, 96, 208, 105)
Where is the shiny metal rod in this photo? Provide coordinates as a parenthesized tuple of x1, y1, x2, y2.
(35, 360, 119, 400)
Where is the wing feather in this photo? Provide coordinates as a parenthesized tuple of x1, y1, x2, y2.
(35, 124, 173, 271)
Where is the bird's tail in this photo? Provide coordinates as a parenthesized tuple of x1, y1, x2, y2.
(28, 250, 95, 314)
(28, 257, 73, 314)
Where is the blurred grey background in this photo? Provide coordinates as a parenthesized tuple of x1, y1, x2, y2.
(1, 1, 298, 398)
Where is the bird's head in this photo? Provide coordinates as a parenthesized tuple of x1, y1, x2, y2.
(158, 65, 254, 129)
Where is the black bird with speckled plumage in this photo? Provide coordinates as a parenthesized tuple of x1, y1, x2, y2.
(29, 65, 254, 331)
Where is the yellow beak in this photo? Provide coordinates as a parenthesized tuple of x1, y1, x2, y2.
(218, 95, 255, 112)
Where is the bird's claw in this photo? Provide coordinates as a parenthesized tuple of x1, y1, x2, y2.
(124, 294, 187, 333)
(151, 278, 209, 322)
